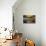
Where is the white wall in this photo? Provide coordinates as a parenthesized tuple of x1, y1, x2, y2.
(41, 0, 46, 46)
(13, 0, 41, 46)
(13, 0, 46, 46)
(0, 0, 16, 29)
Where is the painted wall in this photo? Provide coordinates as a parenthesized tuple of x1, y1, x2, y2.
(0, 0, 17, 39)
(0, 0, 16, 29)
(41, 0, 46, 46)
(13, 0, 41, 46)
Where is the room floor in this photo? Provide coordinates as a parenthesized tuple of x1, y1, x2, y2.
(0, 39, 16, 46)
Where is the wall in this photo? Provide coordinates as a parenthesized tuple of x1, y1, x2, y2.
(13, 0, 41, 46)
(41, 0, 46, 46)
(0, 0, 17, 39)
(0, 0, 16, 30)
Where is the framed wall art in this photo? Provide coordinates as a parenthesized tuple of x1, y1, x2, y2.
(23, 15, 36, 23)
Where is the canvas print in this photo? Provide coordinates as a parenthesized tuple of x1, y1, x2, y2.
(23, 15, 36, 23)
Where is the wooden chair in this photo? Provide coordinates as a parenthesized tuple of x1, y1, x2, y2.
(14, 33, 23, 46)
(25, 40, 35, 46)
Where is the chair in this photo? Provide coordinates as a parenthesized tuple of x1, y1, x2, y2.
(14, 33, 23, 46)
(25, 40, 35, 46)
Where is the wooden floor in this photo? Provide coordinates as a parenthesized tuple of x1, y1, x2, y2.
(0, 39, 16, 46)
(0, 33, 23, 46)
